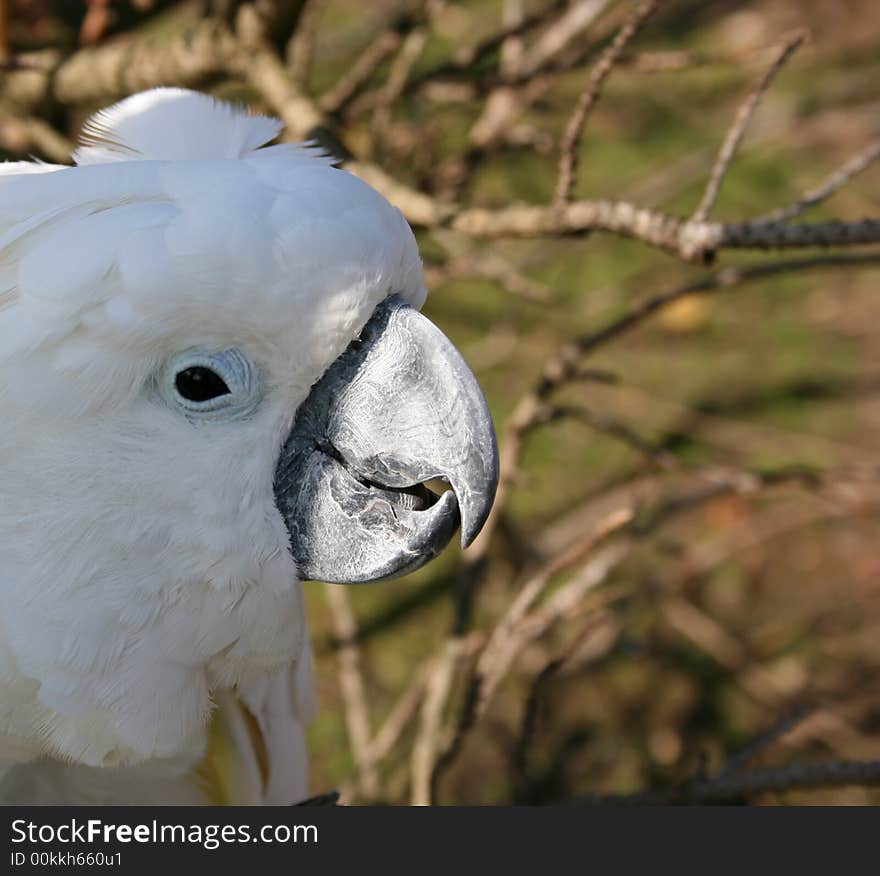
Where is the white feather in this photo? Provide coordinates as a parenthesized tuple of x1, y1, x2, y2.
(74, 87, 284, 164)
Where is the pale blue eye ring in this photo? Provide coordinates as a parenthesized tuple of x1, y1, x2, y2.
(159, 348, 261, 420)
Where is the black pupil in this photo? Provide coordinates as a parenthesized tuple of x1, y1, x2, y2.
(175, 366, 231, 402)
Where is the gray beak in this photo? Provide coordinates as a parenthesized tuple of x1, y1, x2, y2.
(274, 296, 499, 583)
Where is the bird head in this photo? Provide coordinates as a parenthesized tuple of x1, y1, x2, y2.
(0, 89, 497, 765)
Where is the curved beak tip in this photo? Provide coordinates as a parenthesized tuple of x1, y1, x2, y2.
(454, 459, 500, 551)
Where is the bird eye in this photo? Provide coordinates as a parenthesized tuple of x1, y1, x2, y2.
(160, 348, 260, 420)
(175, 366, 231, 402)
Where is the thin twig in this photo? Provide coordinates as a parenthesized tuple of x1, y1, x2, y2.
(519, 0, 612, 80)
(286, 0, 321, 84)
(555, 405, 677, 468)
(373, 27, 428, 134)
(323, 584, 378, 800)
(555, 0, 659, 204)
(514, 657, 564, 778)
(411, 637, 470, 806)
(366, 663, 430, 764)
(757, 139, 880, 224)
(513, 607, 623, 778)
(691, 30, 806, 222)
(564, 253, 880, 359)
(319, 30, 404, 115)
(236, 5, 324, 136)
(718, 704, 820, 778)
(424, 252, 551, 301)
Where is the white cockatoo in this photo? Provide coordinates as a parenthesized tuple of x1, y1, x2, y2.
(0, 89, 498, 804)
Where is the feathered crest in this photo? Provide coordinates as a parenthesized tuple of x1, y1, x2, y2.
(0, 88, 420, 371)
(73, 88, 286, 165)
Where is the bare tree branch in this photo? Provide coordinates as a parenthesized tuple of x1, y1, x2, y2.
(450, 200, 880, 262)
(53, 20, 238, 105)
(0, 115, 73, 163)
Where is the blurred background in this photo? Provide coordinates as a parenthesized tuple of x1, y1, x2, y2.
(4, 0, 878, 804)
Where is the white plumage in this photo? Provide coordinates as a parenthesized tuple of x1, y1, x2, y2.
(0, 88, 426, 803)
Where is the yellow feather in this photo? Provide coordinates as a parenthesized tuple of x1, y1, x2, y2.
(194, 690, 270, 805)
